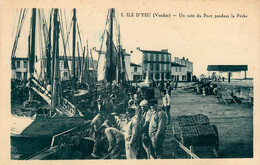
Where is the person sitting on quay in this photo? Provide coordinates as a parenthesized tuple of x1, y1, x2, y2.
(99, 125, 125, 159)
(149, 99, 167, 159)
(90, 109, 106, 158)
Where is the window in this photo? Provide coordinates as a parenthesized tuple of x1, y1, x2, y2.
(16, 72, 22, 79)
(150, 63, 154, 70)
(12, 61, 15, 69)
(133, 75, 141, 81)
(143, 53, 148, 61)
(23, 72, 27, 79)
(64, 72, 68, 77)
(150, 54, 154, 61)
(150, 73, 153, 80)
(182, 75, 186, 81)
(64, 61, 68, 69)
(179, 67, 182, 72)
(161, 64, 164, 71)
(134, 67, 137, 72)
(166, 72, 170, 79)
(166, 55, 169, 62)
(155, 73, 160, 80)
(161, 73, 164, 81)
(175, 68, 178, 72)
(24, 61, 27, 68)
(156, 54, 159, 61)
(161, 54, 165, 62)
(156, 63, 160, 71)
(17, 61, 20, 68)
(144, 63, 147, 71)
(166, 64, 170, 71)
(143, 73, 146, 79)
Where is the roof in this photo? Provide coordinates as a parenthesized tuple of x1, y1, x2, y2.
(171, 62, 186, 67)
(139, 49, 171, 55)
(130, 62, 142, 67)
(207, 65, 248, 71)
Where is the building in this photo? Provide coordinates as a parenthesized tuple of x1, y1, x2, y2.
(129, 62, 142, 82)
(207, 65, 248, 80)
(11, 57, 28, 80)
(171, 62, 187, 81)
(57, 56, 97, 81)
(136, 48, 171, 82)
(174, 57, 193, 81)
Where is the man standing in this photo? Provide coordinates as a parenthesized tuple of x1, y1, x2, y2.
(90, 111, 105, 158)
(139, 99, 153, 158)
(95, 95, 104, 114)
(149, 99, 167, 159)
(125, 105, 140, 159)
(162, 90, 171, 125)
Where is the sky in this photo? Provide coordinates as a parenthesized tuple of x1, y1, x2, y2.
(4, 0, 260, 77)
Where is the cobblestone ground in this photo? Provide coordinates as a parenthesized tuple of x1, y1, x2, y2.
(156, 86, 253, 158)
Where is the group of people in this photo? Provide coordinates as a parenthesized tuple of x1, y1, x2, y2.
(90, 85, 172, 159)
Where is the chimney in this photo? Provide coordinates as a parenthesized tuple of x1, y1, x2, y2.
(161, 49, 168, 53)
(187, 58, 189, 61)
(136, 47, 140, 50)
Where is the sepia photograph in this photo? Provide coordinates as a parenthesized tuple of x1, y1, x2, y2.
(0, 0, 259, 163)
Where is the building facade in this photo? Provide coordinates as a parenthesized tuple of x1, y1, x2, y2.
(174, 57, 193, 81)
(59, 56, 97, 81)
(129, 62, 142, 82)
(137, 48, 171, 82)
(11, 57, 28, 80)
(207, 65, 248, 80)
(171, 62, 187, 81)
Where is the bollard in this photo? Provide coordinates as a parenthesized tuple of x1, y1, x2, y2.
(202, 88, 206, 96)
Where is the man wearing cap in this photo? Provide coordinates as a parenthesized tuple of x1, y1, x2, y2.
(128, 92, 135, 108)
(95, 95, 104, 114)
(149, 99, 167, 159)
(139, 99, 153, 158)
(90, 111, 105, 158)
(103, 94, 114, 117)
(125, 105, 140, 159)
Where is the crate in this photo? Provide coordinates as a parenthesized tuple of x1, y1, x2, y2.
(180, 126, 199, 147)
(195, 124, 217, 147)
(192, 114, 209, 125)
(177, 115, 195, 127)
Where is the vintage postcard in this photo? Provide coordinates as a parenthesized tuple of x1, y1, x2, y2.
(0, 0, 259, 164)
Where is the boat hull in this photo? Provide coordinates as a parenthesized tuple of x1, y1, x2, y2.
(11, 115, 85, 137)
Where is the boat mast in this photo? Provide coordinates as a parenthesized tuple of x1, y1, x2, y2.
(72, 8, 76, 81)
(28, 8, 36, 101)
(106, 8, 115, 84)
(51, 9, 60, 113)
(46, 11, 52, 84)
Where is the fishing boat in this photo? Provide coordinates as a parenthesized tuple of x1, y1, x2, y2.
(11, 8, 85, 137)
